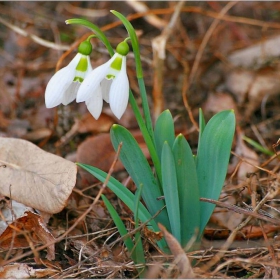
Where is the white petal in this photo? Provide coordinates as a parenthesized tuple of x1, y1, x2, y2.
(100, 79, 112, 103)
(69, 53, 83, 67)
(85, 86, 103, 119)
(109, 58, 129, 119)
(45, 54, 81, 108)
(85, 56, 93, 73)
(62, 82, 80, 105)
(76, 56, 115, 103)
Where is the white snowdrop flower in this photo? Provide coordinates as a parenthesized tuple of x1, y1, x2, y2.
(77, 40, 130, 119)
(45, 40, 93, 108)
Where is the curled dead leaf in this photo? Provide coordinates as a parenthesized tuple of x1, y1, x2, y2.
(0, 137, 77, 213)
(158, 223, 195, 279)
(0, 200, 55, 260)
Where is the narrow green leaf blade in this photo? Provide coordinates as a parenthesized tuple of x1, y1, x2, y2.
(154, 110, 175, 159)
(196, 110, 235, 235)
(173, 134, 200, 248)
(161, 142, 181, 244)
(133, 231, 146, 278)
(242, 135, 274, 156)
(197, 108, 206, 161)
(110, 125, 171, 231)
(199, 108, 206, 136)
(133, 185, 146, 277)
(77, 163, 168, 251)
(102, 195, 146, 277)
(101, 194, 134, 252)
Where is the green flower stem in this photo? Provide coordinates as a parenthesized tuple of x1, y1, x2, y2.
(111, 10, 155, 148)
(138, 78, 155, 142)
(129, 90, 162, 185)
(86, 34, 97, 42)
(66, 18, 114, 56)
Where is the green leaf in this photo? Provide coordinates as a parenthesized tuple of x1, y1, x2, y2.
(199, 108, 206, 136)
(197, 108, 206, 159)
(134, 184, 143, 229)
(102, 195, 146, 277)
(196, 110, 235, 235)
(154, 110, 175, 160)
(242, 135, 274, 156)
(134, 185, 146, 278)
(110, 125, 171, 232)
(128, 90, 162, 185)
(101, 194, 134, 252)
(173, 134, 200, 248)
(161, 142, 181, 244)
(77, 163, 168, 251)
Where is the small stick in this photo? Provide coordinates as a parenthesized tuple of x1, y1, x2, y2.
(200, 197, 280, 225)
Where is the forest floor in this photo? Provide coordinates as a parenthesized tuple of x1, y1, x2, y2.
(2, 1, 280, 278)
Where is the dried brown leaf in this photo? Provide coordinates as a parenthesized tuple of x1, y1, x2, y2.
(0, 137, 77, 213)
(23, 128, 52, 142)
(235, 131, 259, 180)
(0, 200, 55, 260)
(0, 263, 57, 279)
(76, 131, 149, 185)
(228, 35, 280, 68)
(203, 92, 238, 114)
(226, 68, 280, 119)
(76, 112, 114, 134)
(158, 223, 195, 279)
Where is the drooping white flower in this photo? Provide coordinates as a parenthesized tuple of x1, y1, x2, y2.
(76, 41, 130, 120)
(45, 40, 93, 108)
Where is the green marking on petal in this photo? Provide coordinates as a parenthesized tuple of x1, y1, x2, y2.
(110, 56, 122, 71)
(76, 56, 88, 72)
(106, 74, 115, 80)
(73, 76, 84, 82)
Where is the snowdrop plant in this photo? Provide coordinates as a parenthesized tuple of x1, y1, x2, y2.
(45, 37, 93, 108)
(48, 11, 235, 276)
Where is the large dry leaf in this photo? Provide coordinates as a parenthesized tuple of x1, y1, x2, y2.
(0, 137, 77, 213)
